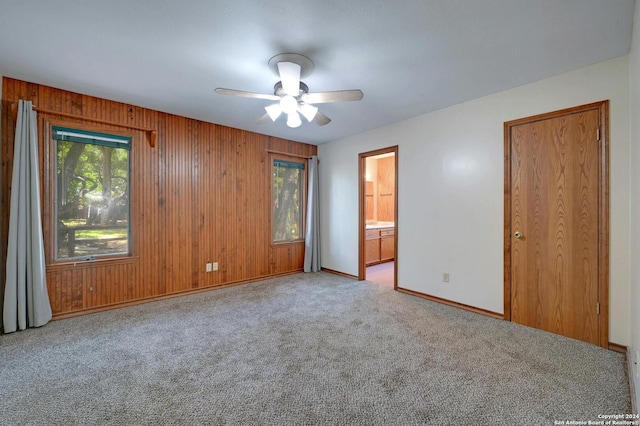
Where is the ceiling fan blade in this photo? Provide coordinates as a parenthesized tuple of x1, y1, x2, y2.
(277, 62, 301, 96)
(215, 88, 280, 101)
(256, 113, 271, 124)
(301, 90, 364, 104)
(312, 111, 331, 126)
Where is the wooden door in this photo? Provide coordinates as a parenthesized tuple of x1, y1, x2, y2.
(504, 101, 609, 348)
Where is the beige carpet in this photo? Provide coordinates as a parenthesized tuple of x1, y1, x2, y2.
(0, 272, 631, 424)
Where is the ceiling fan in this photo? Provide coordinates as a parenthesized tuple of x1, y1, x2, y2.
(215, 53, 364, 128)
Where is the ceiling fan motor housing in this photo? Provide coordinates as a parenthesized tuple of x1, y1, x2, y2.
(274, 81, 309, 97)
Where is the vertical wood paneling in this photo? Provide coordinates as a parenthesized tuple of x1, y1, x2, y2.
(1, 78, 316, 318)
(365, 181, 374, 221)
(377, 156, 395, 222)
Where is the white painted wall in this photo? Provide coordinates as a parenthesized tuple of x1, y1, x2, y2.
(628, 1, 640, 411)
(319, 56, 630, 345)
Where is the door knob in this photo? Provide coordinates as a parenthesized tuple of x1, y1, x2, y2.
(514, 231, 523, 239)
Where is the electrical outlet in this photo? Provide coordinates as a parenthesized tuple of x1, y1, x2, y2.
(443, 273, 450, 283)
(206, 262, 212, 272)
(213, 262, 219, 271)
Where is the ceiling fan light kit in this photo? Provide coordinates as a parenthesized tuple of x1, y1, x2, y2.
(215, 53, 363, 128)
(264, 104, 282, 121)
(286, 111, 302, 128)
(299, 103, 318, 122)
(279, 94, 299, 115)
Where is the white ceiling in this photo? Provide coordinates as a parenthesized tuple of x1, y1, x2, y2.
(0, 0, 635, 145)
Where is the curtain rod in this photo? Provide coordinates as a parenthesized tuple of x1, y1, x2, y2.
(264, 149, 318, 161)
(11, 103, 157, 148)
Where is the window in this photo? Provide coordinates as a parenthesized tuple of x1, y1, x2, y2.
(53, 126, 131, 259)
(272, 158, 306, 242)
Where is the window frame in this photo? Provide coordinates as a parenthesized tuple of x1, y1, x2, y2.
(46, 121, 135, 264)
(270, 154, 308, 245)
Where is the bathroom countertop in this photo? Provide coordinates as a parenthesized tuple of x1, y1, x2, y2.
(365, 221, 395, 229)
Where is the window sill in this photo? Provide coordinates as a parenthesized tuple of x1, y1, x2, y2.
(47, 255, 138, 271)
(271, 240, 305, 248)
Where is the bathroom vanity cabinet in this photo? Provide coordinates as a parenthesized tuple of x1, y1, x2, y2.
(365, 227, 395, 265)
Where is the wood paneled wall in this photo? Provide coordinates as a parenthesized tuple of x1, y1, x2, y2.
(377, 156, 395, 222)
(365, 181, 374, 220)
(0, 78, 316, 319)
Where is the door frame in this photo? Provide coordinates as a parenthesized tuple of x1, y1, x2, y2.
(503, 100, 609, 348)
(358, 146, 398, 287)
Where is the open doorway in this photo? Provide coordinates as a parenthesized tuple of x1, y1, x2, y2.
(358, 146, 398, 288)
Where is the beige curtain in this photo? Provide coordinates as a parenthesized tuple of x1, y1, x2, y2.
(304, 155, 320, 272)
(3, 100, 51, 333)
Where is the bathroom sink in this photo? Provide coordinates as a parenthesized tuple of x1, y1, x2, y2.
(365, 221, 394, 229)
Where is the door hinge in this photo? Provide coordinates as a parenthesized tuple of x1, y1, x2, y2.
(597, 302, 600, 315)
(597, 128, 601, 141)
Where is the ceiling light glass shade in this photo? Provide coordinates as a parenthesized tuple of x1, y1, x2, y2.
(265, 104, 282, 121)
(279, 95, 298, 115)
(299, 103, 318, 122)
(286, 111, 302, 128)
